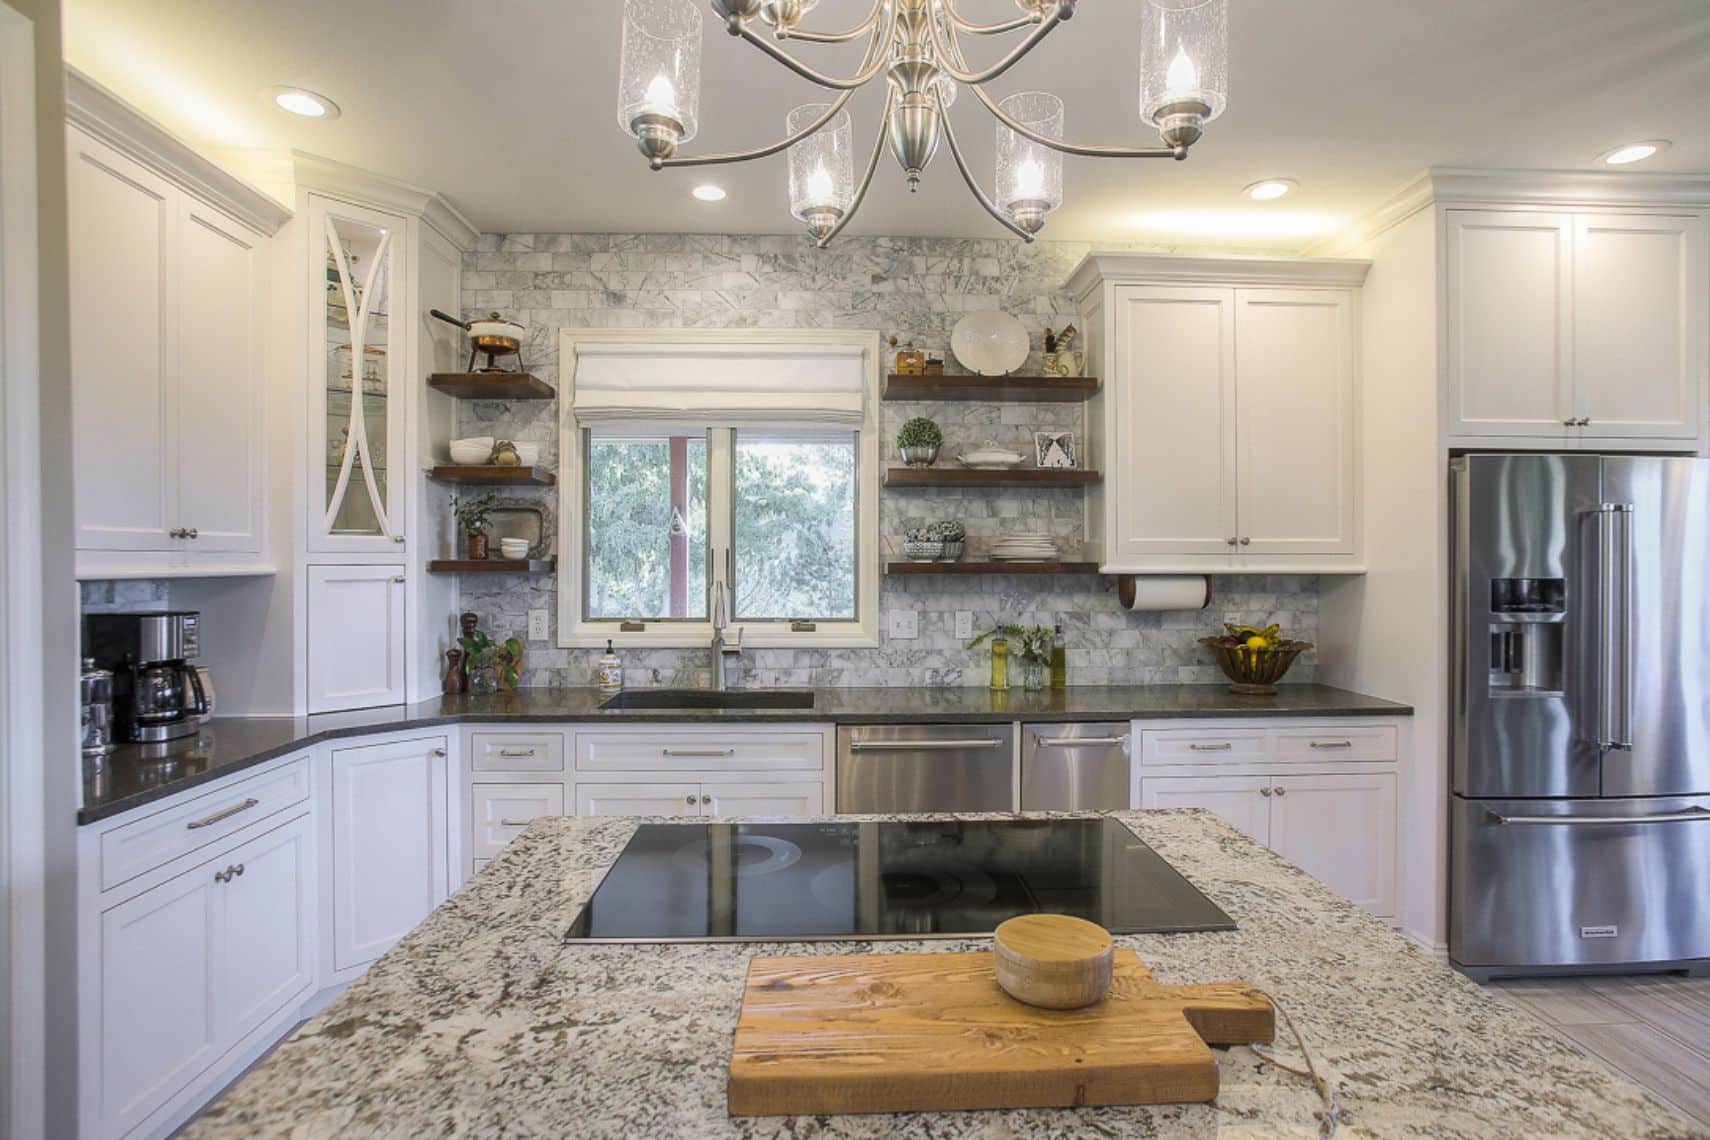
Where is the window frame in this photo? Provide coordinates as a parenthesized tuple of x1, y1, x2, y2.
(558, 328, 881, 649)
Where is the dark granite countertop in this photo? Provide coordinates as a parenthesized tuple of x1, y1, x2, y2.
(81, 683, 1411, 825)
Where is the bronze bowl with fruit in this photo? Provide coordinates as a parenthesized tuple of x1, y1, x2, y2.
(1199, 624, 1313, 695)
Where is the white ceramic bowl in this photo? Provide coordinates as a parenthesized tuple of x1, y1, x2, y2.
(951, 311, 1029, 376)
(449, 437, 494, 465)
(498, 538, 530, 560)
(511, 442, 542, 466)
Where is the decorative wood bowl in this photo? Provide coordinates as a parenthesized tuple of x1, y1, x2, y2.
(1199, 638, 1312, 695)
(992, 914, 1114, 1010)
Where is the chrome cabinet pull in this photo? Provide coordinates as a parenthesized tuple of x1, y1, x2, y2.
(663, 748, 735, 758)
(213, 863, 245, 884)
(497, 748, 536, 757)
(1187, 742, 1233, 752)
(1308, 739, 1353, 750)
(1035, 735, 1129, 748)
(430, 747, 448, 758)
(1487, 807, 1710, 826)
(847, 739, 1003, 751)
(391, 575, 407, 584)
(187, 797, 259, 830)
(499, 818, 534, 827)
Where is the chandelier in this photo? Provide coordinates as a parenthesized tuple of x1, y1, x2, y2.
(617, 0, 1229, 245)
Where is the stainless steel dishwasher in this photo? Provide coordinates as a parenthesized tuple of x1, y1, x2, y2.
(836, 724, 1015, 812)
(1021, 723, 1132, 810)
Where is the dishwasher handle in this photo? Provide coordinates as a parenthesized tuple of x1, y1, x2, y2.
(1033, 734, 1130, 748)
(846, 738, 1004, 751)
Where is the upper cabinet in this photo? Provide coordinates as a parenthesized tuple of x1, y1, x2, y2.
(1071, 255, 1368, 575)
(1444, 208, 1708, 447)
(65, 75, 289, 579)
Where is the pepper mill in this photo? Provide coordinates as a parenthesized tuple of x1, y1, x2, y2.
(442, 649, 464, 695)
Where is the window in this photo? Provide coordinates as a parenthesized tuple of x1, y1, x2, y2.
(561, 329, 880, 648)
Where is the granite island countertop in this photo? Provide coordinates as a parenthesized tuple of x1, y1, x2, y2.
(184, 810, 1693, 1139)
(81, 683, 1411, 823)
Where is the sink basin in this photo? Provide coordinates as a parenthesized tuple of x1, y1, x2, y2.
(599, 688, 816, 711)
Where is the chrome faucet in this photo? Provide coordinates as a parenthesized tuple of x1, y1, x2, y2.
(710, 553, 741, 691)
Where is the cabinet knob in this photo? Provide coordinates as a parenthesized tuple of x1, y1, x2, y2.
(1274, 786, 1287, 797)
(1579, 417, 1592, 427)
(391, 575, 407, 584)
(169, 527, 184, 539)
(700, 794, 713, 805)
(1260, 786, 1273, 797)
(1239, 537, 1251, 546)
(186, 528, 199, 540)
(1226, 537, 1238, 546)
(685, 795, 697, 805)
(1563, 418, 1576, 427)
(430, 747, 447, 758)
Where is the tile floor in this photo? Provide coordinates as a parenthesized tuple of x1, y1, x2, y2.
(1489, 973, 1710, 1133)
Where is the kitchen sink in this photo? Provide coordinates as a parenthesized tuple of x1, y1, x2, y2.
(599, 688, 816, 711)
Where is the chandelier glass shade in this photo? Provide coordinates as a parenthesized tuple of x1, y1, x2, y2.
(618, 0, 1230, 245)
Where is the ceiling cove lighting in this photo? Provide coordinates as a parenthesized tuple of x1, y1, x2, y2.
(1243, 178, 1295, 201)
(692, 184, 728, 201)
(1598, 140, 1671, 166)
(617, 0, 1230, 246)
(271, 86, 340, 119)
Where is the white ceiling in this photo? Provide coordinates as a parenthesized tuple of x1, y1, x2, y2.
(63, 0, 1710, 247)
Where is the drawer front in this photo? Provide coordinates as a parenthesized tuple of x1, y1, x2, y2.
(100, 757, 310, 892)
(1140, 729, 1269, 767)
(577, 732, 826, 774)
(470, 731, 566, 773)
(470, 783, 565, 858)
(1271, 725, 1397, 762)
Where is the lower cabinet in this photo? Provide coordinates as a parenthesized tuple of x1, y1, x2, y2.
(93, 812, 312, 1139)
(326, 735, 450, 972)
(471, 783, 566, 858)
(574, 780, 824, 819)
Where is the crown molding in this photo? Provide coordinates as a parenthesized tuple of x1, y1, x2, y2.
(63, 67, 292, 237)
(1066, 250, 1372, 302)
(1425, 166, 1710, 209)
(291, 151, 478, 251)
(1302, 172, 1435, 257)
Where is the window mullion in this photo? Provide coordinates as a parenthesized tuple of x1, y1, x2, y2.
(708, 427, 735, 621)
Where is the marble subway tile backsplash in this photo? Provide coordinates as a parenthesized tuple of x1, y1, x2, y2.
(456, 232, 1321, 689)
(80, 579, 172, 614)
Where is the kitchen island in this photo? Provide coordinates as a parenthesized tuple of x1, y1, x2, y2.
(183, 810, 1692, 1139)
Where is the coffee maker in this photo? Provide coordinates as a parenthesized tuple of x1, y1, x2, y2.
(83, 612, 210, 743)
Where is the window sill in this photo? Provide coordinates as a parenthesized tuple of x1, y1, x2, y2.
(559, 624, 878, 651)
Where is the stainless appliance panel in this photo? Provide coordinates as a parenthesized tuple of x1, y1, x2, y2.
(1449, 793, 1710, 974)
(836, 724, 1015, 813)
(1599, 457, 1710, 798)
(1451, 455, 1603, 798)
(1021, 723, 1131, 811)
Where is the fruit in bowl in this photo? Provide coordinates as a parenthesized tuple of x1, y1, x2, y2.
(1199, 623, 1313, 695)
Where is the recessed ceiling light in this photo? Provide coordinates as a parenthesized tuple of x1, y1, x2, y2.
(1599, 140, 1670, 166)
(692, 184, 728, 202)
(270, 86, 340, 120)
(1244, 179, 1296, 201)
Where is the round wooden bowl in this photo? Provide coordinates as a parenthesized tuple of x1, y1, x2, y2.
(992, 914, 1114, 1010)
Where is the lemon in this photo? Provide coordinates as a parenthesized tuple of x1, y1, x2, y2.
(1244, 635, 1271, 650)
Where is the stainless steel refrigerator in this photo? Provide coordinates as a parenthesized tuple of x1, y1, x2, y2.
(1450, 454, 1710, 981)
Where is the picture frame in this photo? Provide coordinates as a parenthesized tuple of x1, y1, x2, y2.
(1033, 431, 1077, 469)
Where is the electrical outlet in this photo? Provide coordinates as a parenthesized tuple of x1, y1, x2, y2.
(954, 611, 974, 641)
(886, 609, 919, 640)
(527, 610, 550, 642)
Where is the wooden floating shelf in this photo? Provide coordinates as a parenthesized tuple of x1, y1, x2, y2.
(884, 466, 1101, 488)
(428, 465, 557, 487)
(426, 558, 556, 574)
(882, 373, 1100, 403)
(886, 560, 1101, 576)
(428, 372, 556, 400)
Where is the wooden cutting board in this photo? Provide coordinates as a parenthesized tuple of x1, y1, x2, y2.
(728, 949, 1273, 1116)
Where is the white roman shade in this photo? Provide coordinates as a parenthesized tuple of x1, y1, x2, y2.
(570, 341, 868, 427)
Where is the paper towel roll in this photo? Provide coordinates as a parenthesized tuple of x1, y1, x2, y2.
(1116, 574, 1210, 612)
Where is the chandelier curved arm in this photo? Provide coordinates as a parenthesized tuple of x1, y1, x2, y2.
(779, 0, 888, 44)
(926, 2, 1069, 86)
(937, 0, 1042, 36)
(815, 89, 896, 248)
(936, 90, 1034, 243)
(736, 1, 897, 90)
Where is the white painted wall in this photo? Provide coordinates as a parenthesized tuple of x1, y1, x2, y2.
(1318, 206, 1449, 950)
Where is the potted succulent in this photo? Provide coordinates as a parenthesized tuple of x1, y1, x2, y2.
(897, 416, 943, 467)
(451, 493, 498, 560)
(902, 525, 944, 563)
(969, 623, 1054, 690)
(928, 519, 966, 561)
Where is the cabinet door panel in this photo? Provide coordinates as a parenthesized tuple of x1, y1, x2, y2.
(471, 783, 566, 857)
(574, 783, 702, 817)
(1235, 290, 1356, 556)
(218, 815, 313, 1046)
(1445, 210, 1573, 438)
(176, 199, 262, 551)
(1574, 213, 1707, 440)
(1138, 775, 1271, 844)
(99, 866, 218, 1137)
(67, 127, 177, 551)
(702, 781, 823, 818)
(331, 737, 448, 970)
(1107, 286, 1238, 560)
(1268, 772, 1397, 917)
(307, 565, 406, 712)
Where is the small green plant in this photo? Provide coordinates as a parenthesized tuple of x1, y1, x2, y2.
(458, 628, 525, 690)
(450, 493, 498, 538)
(897, 417, 943, 450)
(968, 623, 1053, 663)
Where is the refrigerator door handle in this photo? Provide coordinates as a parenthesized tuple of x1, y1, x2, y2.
(1485, 807, 1710, 826)
(1596, 503, 1635, 751)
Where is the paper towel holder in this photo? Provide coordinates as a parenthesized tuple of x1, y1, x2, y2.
(1115, 574, 1212, 612)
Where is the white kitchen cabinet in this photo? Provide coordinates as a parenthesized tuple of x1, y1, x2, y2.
(1138, 774, 1271, 844)
(1268, 772, 1397, 918)
(471, 783, 565, 858)
(66, 120, 272, 576)
(702, 781, 824, 818)
(327, 736, 449, 972)
(1070, 255, 1369, 573)
(1444, 208, 1707, 447)
(576, 783, 703, 818)
(306, 564, 407, 712)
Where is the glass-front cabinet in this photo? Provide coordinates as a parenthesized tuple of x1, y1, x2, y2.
(310, 195, 408, 552)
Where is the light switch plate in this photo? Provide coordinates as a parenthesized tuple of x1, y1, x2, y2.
(954, 611, 974, 641)
(527, 610, 550, 641)
(887, 610, 919, 640)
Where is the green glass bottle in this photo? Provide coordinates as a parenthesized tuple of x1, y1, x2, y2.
(1049, 624, 1067, 690)
(989, 636, 1010, 691)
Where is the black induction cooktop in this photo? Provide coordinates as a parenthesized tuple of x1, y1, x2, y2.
(562, 817, 1234, 943)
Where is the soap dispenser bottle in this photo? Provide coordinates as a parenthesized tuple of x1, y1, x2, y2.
(597, 640, 624, 695)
